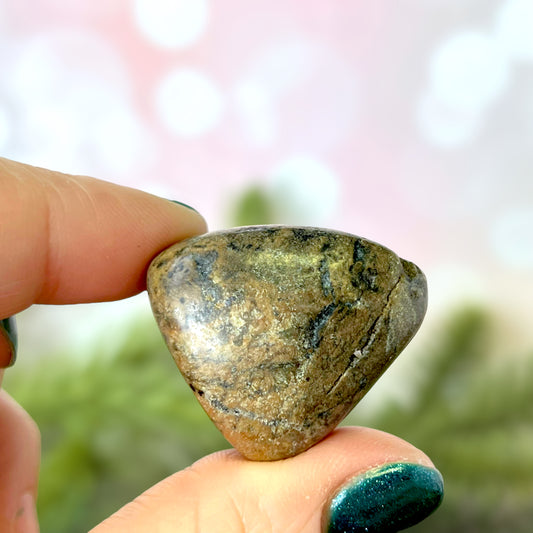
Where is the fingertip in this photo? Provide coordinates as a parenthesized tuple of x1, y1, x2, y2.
(0, 158, 209, 312)
(164, 197, 208, 233)
(325, 461, 443, 533)
(327, 426, 437, 469)
(89, 426, 440, 532)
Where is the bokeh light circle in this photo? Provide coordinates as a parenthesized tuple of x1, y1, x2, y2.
(134, 0, 209, 49)
(495, 0, 533, 62)
(269, 156, 340, 225)
(416, 90, 482, 147)
(490, 208, 533, 270)
(155, 68, 224, 138)
(429, 30, 510, 112)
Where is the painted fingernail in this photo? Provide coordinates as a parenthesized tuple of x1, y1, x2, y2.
(14, 492, 39, 533)
(325, 463, 444, 533)
(167, 199, 200, 214)
(0, 316, 17, 367)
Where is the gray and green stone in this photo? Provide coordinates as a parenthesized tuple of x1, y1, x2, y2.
(147, 226, 427, 461)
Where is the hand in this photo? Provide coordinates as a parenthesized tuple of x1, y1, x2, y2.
(0, 158, 443, 533)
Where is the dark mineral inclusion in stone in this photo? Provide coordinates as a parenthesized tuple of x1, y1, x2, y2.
(147, 226, 427, 461)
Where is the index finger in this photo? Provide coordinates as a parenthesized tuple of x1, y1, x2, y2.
(0, 157, 207, 317)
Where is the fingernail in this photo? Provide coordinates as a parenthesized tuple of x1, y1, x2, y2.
(0, 316, 17, 367)
(167, 199, 200, 214)
(325, 463, 444, 533)
(14, 492, 39, 533)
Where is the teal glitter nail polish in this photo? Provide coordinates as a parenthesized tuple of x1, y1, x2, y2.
(326, 463, 444, 533)
(1, 316, 17, 367)
(167, 199, 200, 213)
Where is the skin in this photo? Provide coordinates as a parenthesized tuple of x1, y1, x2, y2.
(0, 157, 436, 533)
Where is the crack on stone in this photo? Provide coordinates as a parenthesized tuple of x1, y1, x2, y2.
(325, 273, 403, 397)
(325, 350, 363, 395)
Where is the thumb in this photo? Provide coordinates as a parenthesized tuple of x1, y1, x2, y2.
(90, 427, 443, 533)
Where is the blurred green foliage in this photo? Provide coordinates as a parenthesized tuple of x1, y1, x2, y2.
(346, 307, 533, 532)
(230, 183, 279, 227)
(4, 319, 229, 532)
(4, 307, 532, 532)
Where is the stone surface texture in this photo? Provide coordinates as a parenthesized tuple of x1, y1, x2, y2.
(147, 226, 427, 461)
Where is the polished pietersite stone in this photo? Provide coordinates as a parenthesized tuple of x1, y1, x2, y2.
(147, 226, 427, 461)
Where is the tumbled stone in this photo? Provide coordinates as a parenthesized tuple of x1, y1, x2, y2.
(147, 226, 427, 461)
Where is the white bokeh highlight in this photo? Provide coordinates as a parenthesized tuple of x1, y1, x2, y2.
(2, 29, 144, 175)
(416, 90, 482, 148)
(8, 30, 130, 107)
(490, 208, 533, 270)
(155, 68, 224, 137)
(17, 105, 82, 170)
(134, 0, 209, 49)
(269, 156, 340, 225)
(429, 30, 510, 112)
(495, 0, 533, 62)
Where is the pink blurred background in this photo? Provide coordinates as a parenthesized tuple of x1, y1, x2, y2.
(2, 0, 532, 358)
